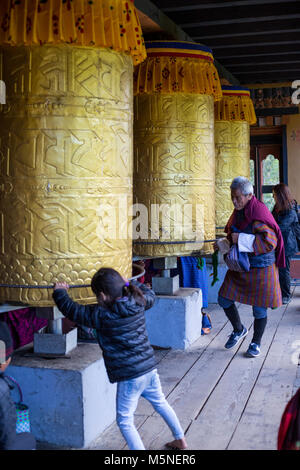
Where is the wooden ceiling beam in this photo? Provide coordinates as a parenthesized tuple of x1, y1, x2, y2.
(214, 43, 300, 58)
(184, 18, 300, 37)
(154, 0, 300, 11)
(139, 0, 299, 83)
(228, 64, 300, 73)
(212, 41, 300, 51)
(179, 13, 300, 28)
(194, 28, 300, 41)
(174, 3, 300, 25)
(237, 71, 300, 82)
(222, 58, 300, 66)
(207, 32, 300, 48)
(232, 64, 300, 77)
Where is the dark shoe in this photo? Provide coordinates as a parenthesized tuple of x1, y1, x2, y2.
(282, 296, 291, 305)
(245, 342, 261, 357)
(225, 326, 248, 349)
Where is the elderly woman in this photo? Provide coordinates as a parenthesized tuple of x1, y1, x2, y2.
(216, 177, 285, 357)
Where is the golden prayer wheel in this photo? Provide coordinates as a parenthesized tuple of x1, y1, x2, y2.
(214, 85, 257, 233)
(0, 0, 146, 306)
(133, 41, 222, 257)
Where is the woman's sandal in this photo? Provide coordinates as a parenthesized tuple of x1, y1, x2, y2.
(165, 439, 188, 450)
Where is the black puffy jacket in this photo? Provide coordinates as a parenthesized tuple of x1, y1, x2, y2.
(272, 207, 300, 258)
(53, 281, 157, 383)
(0, 373, 17, 450)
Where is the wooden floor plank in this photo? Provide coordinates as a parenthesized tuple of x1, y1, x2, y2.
(228, 293, 300, 450)
(137, 306, 255, 449)
(89, 306, 230, 450)
(85, 291, 299, 451)
(184, 305, 286, 450)
(136, 307, 228, 416)
(161, 305, 254, 426)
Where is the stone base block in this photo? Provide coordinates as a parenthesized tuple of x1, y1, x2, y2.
(9, 343, 117, 448)
(145, 288, 203, 349)
(34, 328, 78, 355)
(152, 274, 180, 295)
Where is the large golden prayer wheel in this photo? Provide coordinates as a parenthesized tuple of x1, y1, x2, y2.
(0, 0, 146, 306)
(214, 85, 256, 232)
(133, 41, 222, 257)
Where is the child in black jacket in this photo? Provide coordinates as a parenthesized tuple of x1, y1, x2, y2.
(0, 321, 36, 450)
(53, 267, 187, 450)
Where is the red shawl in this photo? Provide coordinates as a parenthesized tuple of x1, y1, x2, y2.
(225, 196, 285, 268)
(278, 388, 300, 450)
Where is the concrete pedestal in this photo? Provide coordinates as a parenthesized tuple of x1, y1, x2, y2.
(145, 288, 203, 350)
(152, 274, 180, 295)
(34, 306, 78, 356)
(9, 343, 116, 448)
(151, 257, 180, 295)
(33, 328, 78, 356)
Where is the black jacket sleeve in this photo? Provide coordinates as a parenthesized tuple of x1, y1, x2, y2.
(293, 217, 300, 244)
(53, 289, 102, 328)
(0, 378, 17, 450)
(131, 280, 156, 310)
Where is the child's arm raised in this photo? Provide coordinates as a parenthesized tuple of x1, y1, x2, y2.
(52, 283, 101, 329)
(130, 280, 156, 310)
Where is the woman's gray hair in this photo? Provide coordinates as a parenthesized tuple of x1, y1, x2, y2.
(230, 176, 254, 196)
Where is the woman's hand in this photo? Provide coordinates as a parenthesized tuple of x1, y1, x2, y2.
(53, 282, 69, 291)
(231, 233, 239, 244)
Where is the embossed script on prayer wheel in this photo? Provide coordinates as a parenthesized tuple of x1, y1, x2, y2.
(0, 0, 147, 306)
(215, 121, 250, 231)
(214, 86, 256, 233)
(134, 93, 216, 257)
(0, 45, 133, 306)
(133, 41, 222, 257)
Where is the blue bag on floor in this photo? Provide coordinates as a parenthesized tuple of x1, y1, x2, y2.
(201, 313, 212, 335)
(5, 375, 31, 434)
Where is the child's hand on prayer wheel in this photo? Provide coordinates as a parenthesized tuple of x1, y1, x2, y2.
(53, 282, 69, 291)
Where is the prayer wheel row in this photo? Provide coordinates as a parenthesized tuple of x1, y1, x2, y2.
(0, 1, 256, 306)
(133, 41, 222, 257)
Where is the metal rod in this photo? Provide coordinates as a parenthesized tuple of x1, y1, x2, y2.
(48, 319, 63, 335)
(161, 269, 170, 278)
(133, 239, 219, 245)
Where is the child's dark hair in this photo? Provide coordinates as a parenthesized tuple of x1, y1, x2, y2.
(91, 267, 146, 307)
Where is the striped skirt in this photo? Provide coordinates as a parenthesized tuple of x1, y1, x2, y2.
(219, 263, 282, 308)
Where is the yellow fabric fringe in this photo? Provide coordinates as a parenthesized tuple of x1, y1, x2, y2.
(215, 87, 257, 125)
(134, 50, 222, 100)
(0, 0, 146, 64)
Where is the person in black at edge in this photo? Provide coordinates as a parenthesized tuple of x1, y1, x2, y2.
(272, 183, 300, 304)
(0, 321, 36, 450)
